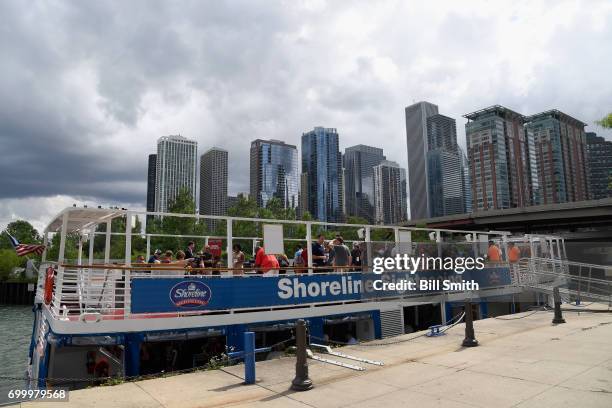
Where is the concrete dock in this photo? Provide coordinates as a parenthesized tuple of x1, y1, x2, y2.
(13, 306, 612, 408)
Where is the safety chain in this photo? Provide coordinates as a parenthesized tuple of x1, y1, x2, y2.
(309, 312, 466, 347)
(486, 306, 551, 320)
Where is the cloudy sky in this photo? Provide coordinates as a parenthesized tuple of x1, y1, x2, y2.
(1, 0, 611, 232)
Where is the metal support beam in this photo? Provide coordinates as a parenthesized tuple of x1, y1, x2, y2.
(226, 219, 233, 275)
(41, 232, 49, 264)
(125, 212, 132, 265)
(104, 220, 111, 264)
(365, 226, 372, 271)
(146, 234, 151, 260)
(88, 231, 95, 266)
(55, 213, 69, 312)
(306, 223, 313, 274)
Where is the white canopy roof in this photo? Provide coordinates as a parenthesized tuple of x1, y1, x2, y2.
(44, 207, 127, 233)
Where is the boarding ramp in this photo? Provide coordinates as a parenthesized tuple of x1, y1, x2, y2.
(514, 257, 612, 304)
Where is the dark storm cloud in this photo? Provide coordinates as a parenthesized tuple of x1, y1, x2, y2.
(0, 0, 611, 229)
(0, 0, 294, 202)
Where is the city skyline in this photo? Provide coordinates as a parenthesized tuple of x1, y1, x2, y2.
(2, 1, 612, 231)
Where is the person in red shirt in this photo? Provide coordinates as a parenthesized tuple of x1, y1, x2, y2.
(254, 247, 280, 276)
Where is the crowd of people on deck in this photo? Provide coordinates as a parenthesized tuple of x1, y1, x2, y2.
(130, 235, 523, 276)
(131, 235, 365, 276)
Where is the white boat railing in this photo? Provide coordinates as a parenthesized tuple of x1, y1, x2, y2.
(38, 262, 519, 322)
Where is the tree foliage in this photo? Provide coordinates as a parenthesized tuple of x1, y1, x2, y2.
(0, 249, 24, 281)
(147, 188, 207, 254)
(1, 220, 41, 279)
(0, 220, 41, 250)
(596, 113, 612, 129)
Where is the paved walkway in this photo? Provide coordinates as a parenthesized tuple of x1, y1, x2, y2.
(13, 306, 612, 408)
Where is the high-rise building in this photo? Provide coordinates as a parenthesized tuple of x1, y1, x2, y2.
(586, 132, 612, 200)
(464, 106, 534, 211)
(199, 147, 228, 219)
(298, 172, 309, 219)
(405, 101, 439, 219)
(460, 148, 472, 213)
(425, 114, 466, 217)
(250, 139, 299, 210)
(301, 127, 344, 222)
(146, 154, 157, 214)
(227, 193, 248, 212)
(373, 160, 407, 224)
(155, 135, 198, 213)
(343, 145, 386, 222)
(525, 110, 589, 204)
(427, 149, 464, 218)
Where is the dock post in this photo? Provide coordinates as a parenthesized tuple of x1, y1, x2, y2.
(552, 287, 566, 324)
(227, 331, 270, 385)
(291, 319, 313, 391)
(462, 300, 479, 347)
(244, 331, 256, 384)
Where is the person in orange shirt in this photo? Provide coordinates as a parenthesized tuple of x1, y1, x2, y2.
(507, 242, 521, 263)
(254, 246, 280, 276)
(487, 241, 501, 263)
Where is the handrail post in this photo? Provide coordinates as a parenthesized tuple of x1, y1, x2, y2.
(124, 212, 133, 317)
(88, 231, 95, 266)
(146, 234, 151, 260)
(54, 212, 69, 315)
(77, 236, 83, 265)
(306, 223, 313, 275)
(41, 231, 49, 264)
(226, 219, 233, 275)
(104, 220, 111, 264)
(365, 227, 371, 273)
(291, 319, 313, 391)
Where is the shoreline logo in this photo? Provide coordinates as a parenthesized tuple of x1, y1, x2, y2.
(170, 281, 212, 307)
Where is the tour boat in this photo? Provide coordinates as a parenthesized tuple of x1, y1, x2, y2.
(27, 206, 568, 389)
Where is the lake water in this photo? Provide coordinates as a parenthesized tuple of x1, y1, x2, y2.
(0, 305, 33, 404)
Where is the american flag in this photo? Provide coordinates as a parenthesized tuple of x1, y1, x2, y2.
(5, 231, 46, 257)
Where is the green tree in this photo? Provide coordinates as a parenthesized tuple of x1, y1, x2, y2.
(148, 188, 207, 253)
(0, 249, 23, 281)
(46, 232, 80, 262)
(0, 220, 41, 250)
(596, 113, 612, 129)
(85, 214, 146, 261)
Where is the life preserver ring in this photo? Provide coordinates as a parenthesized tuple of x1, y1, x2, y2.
(44, 266, 54, 305)
(94, 358, 110, 378)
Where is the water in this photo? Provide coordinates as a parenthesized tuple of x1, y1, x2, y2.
(0, 305, 33, 404)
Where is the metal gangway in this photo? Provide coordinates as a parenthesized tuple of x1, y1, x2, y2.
(507, 235, 612, 305)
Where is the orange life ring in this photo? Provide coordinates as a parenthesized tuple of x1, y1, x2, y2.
(94, 358, 110, 378)
(44, 266, 54, 305)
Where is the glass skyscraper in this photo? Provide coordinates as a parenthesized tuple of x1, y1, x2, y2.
(405, 101, 439, 219)
(425, 114, 466, 218)
(301, 127, 344, 222)
(586, 132, 612, 199)
(343, 145, 386, 222)
(250, 139, 299, 210)
(199, 147, 228, 218)
(373, 160, 407, 224)
(155, 135, 198, 213)
(146, 154, 157, 213)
